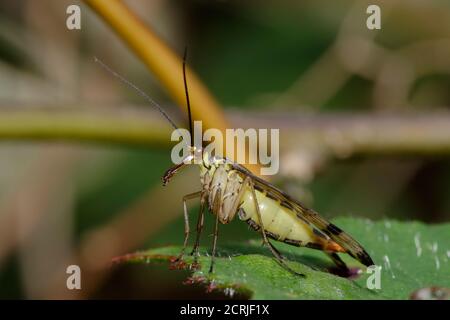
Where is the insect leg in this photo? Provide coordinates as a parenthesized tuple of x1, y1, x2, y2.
(209, 210, 220, 274)
(247, 178, 305, 277)
(190, 194, 206, 259)
(327, 252, 350, 274)
(208, 187, 223, 274)
(173, 191, 202, 263)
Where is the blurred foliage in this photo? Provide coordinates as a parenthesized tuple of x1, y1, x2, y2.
(186, 2, 338, 107)
(75, 149, 169, 235)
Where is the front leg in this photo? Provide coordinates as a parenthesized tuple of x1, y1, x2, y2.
(172, 191, 201, 265)
(209, 187, 223, 274)
(190, 194, 206, 261)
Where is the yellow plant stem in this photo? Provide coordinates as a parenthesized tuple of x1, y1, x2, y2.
(83, 0, 224, 132)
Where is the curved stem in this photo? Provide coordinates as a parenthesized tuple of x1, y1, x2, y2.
(82, 0, 262, 174)
(83, 0, 228, 133)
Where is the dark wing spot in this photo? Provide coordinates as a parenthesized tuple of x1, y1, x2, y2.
(280, 200, 293, 210)
(254, 184, 265, 192)
(313, 228, 328, 239)
(357, 251, 375, 267)
(327, 223, 343, 236)
(265, 191, 279, 201)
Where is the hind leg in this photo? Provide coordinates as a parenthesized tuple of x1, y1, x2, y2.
(246, 178, 305, 277)
(327, 252, 353, 277)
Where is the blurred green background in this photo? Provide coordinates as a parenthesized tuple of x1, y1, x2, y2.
(0, 0, 449, 299)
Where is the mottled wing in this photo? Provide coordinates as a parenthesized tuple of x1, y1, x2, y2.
(230, 163, 374, 267)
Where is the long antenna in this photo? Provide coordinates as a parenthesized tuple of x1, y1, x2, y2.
(94, 56, 179, 131)
(182, 47, 193, 147)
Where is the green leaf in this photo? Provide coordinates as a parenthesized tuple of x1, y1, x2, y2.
(117, 218, 450, 299)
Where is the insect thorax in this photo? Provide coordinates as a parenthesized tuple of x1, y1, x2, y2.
(200, 156, 245, 224)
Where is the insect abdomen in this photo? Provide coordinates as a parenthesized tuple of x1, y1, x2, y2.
(239, 189, 315, 243)
(238, 188, 344, 252)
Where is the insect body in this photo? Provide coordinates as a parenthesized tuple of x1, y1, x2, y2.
(163, 148, 374, 275)
(96, 50, 374, 276)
